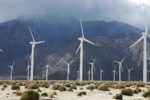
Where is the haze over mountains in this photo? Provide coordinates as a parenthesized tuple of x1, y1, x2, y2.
(0, 16, 149, 81)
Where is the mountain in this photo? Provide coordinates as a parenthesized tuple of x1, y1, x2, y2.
(0, 16, 148, 81)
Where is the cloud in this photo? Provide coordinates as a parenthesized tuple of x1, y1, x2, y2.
(0, 0, 149, 29)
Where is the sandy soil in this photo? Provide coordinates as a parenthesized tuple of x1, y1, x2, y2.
(0, 84, 148, 100)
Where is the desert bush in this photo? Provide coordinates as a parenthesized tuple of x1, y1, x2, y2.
(143, 89, 150, 98)
(87, 85, 95, 91)
(3, 84, 7, 88)
(40, 83, 49, 88)
(65, 84, 71, 87)
(27, 83, 39, 89)
(11, 85, 20, 90)
(20, 90, 39, 100)
(71, 85, 77, 90)
(48, 92, 54, 98)
(52, 85, 60, 90)
(136, 83, 145, 87)
(134, 87, 141, 94)
(41, 92, 48, 97)
(68, 87, 73, 91)
(58, 86, 66, 91)
(13, 90, 22, 96)
(113, 94, 123, 100)
(37, 88, 42, 92)
(77, 91, 87, 96)
(99, 84, 110, 91)
(121, 88, 133, 96)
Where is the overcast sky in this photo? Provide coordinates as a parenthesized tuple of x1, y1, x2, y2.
(0, 0, 150, 29)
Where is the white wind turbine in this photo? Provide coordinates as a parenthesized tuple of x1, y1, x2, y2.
(64, 60, 74, 81)
(126, 67, 133, 81)
(113, 57, 126, 81)
(8, 62, 15, 81)
(43, 63, 52, 81)
(25, 59, 30, 80)
(130, 10, 150, 82)
(75, 19, 95, 81)
(87, 68, 91, 81)
(87, 58, 96, 81)
(111, 66, 117, 81)
(29, 28, 45, 81)
(100, 68, 104, 81)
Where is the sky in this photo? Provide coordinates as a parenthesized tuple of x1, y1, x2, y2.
(0, 0, 150, 29)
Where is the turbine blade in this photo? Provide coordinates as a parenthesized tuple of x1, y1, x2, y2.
(49, 66, 52, 70)
(84, 38, 95, 45)
(35, 41, 45, 44)
(75, 44, 81, 54)
(113, 61, 120, 64)
(79, 19, 84, 38)
(147, 70, 150, 72)
(145, 9, 148, 33)
(147, 57, 150, 60)
(0, 49, 3, 52)
(64, 61, 68, 65)
(93, 57, 96, 63)
(29, 27, 35, 42)
(69, 60, 74, 65)
(121, 56, 126, 63)
(12, 61, 15, 66)
(130, 36, 144, 48)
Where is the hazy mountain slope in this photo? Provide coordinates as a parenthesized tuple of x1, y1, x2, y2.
(0, 16, 147, 81)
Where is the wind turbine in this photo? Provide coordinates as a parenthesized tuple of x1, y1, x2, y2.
(100, 68, 104, 81)
(111, 66, 117, 81)
(8, 62, 15, 81)
(75, 19, 95, 81)
(126, 67, 133, 81)
(43, 63, 52, 81)
(130, 10, 150, 82)
(87, 68, 91, 81)
(64, 60, 74, 81)
(29, 28, 45, 81)
(113, 57, 126, 81)
(87, 58, 96, 81)
(25, 59, 30, 80)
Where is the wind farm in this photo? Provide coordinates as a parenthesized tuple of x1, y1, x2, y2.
(0, 0, 150, 100)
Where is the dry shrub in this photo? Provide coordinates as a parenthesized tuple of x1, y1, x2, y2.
(48, 92, 54, 98)
(27, 83, 39, 89)
(121, 88, 133, 96)
(99, 84, 110, 91)
(20, 90, 39, 100)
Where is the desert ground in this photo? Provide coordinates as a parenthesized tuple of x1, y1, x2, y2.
(0, 80, 150, 100)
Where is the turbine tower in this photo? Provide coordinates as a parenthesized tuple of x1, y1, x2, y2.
(87, 58, 96, 81)
(130, 10, 150, 82)
(113, 57, 126, 81)
(8, 62, 15, 81)
(100, 68, 104, 81)
(87, 68, 91, 81)
(29, 28, 45, 81)
(25, 59, 30, 80)
(75, 19, 95, 81)
(126, 67, 133, 81)
(43, 63, 52, 81)
(77, 70, 79, 81)
(111, 66, 117, 81)
(64, 60, 74, 81)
